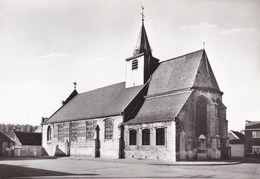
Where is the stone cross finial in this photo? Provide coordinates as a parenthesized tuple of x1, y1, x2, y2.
(73, 81, 77, 90)
(141, 7, 145, 23)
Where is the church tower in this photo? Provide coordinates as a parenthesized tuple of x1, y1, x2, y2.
(125, 9, 159, 88)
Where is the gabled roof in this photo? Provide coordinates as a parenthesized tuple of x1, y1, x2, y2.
(14, 132, 42, 146)
(0, 131, 13, 143)
(147, 50, 221, 95)
(126, 90, 192, 124)
(45, 82, 144, 124)
(229, 130, 244, 144)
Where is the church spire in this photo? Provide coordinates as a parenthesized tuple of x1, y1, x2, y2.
(133, 7, 152, 56)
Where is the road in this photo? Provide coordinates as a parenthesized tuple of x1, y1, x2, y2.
(0, 157, 259, 178)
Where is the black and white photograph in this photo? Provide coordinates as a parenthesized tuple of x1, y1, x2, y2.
(0, 0, 259, 178)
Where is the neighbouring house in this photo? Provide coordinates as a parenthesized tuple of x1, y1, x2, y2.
(229, 130, 244, 158)
(0, 131, 14, 156)
(245, 120, 260, 157)
(41, 17, 228, 161)
(9, 131, 42, 157)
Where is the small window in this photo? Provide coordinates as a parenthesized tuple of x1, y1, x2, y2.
(47, 126, 52, 141)
(156, 128, 165, 146)
(58, 124, 64, 141)
(132, 59, 138, 70)
(252, 131, 260, 138)
(105, 119, 113, 139)
(129, 130, 137, 145)
(253, 146, 260, 154)
(86, 122, 93, 140)
(142, 129, 150, 145)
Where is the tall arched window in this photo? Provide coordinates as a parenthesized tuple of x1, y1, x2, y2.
(86, 122, 93, 140)
(104, 119, 113, 139)
(196, 97, 208, 137)
(132, 59, 138, 70)
(47, 126, 52, 142)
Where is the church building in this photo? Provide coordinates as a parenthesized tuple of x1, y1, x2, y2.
(42, 16, 228, 161)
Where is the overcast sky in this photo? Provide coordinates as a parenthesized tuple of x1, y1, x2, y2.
(0, 0, 259, 131)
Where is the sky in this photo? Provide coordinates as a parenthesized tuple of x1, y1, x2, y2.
(0, 0, 259, 131)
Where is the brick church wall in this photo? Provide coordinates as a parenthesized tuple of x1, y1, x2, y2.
(42, 115, 123, 158)
(124, 121, 176, 162)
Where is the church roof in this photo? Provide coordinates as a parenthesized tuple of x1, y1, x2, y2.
(126, 49, 221, 124)
(126, 90, 192, 124)
(44, 82, 144, 124)
(148, 49, 220, 95)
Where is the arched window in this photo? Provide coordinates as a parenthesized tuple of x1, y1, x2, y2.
(47, 126, 52, 142)
(132, 59, 138, 70)
(129, 130, 137, 145)
(86, 122, 93, 140)
(196, 97, 208, 137)
(142, 129, 150, 145)
(156, 128, 165, 146)
(70, 122, 78, 141)
(104, 119, 113, 139)
(58, 124, 64, 141)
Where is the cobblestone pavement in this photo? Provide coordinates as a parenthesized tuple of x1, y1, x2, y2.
(0, 157, 259, 178)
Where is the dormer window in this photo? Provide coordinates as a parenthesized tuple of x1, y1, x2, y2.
(132, 59, 138, 70)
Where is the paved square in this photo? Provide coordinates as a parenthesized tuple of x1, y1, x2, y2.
(0, 157, 259, 178)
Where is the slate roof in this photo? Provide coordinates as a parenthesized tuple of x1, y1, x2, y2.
(126, 50, 221, 124)
(14, 132, 42, 146)
(147, 49, 220, 95)
(126, 90, 192, 124)
(148, 50, 203, 95)
(45, 82, 144, 124)
(0, 131, 13, 143)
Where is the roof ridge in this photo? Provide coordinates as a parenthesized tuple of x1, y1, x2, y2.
(78, 81, 125, 95)
(160, 49, 204, 64)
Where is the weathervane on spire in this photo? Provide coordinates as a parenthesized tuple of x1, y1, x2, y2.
(73, 81, 77, 90)
(141, 6, 145, 24)
(203, 42, 205, 49)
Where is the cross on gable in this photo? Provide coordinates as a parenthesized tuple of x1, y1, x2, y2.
(73, 81, 77, 90)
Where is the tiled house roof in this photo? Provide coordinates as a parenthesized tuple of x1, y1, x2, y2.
(229, 130, 245, 144)
(44, 82, 144, 124)
(245, 121, 260, 129)
(14, 132, 42, 146)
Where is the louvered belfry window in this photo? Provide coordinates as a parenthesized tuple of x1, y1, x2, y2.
(142, 129, 150, 145)
(132, 59, 138, 70)
(129, 130, 137, 145)
(156, 128, 165, 145)
(105, 119, 113, 139)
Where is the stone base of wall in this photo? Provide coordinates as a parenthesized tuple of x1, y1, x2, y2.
(125, 149, 176, 162)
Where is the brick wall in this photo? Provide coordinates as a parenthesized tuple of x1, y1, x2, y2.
(42, 115, 123, 158)
(124, 121, 176, 162)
